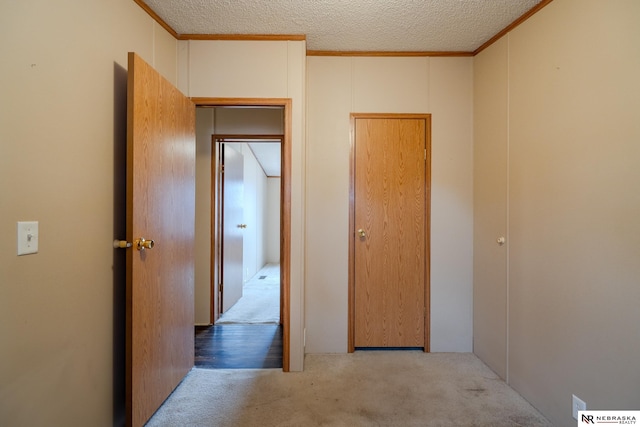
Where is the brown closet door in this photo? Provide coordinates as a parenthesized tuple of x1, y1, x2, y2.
(352, 115, 429, 349)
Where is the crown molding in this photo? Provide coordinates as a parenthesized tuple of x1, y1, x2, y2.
(474, 0, 555, 55)
(132, 0, 178, 38)
(134, 0, 554, 57)
(177, 34, 306, 41)
(306, 50, 473, 57)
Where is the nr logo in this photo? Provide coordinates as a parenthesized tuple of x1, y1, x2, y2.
(582, 414, 595, 424)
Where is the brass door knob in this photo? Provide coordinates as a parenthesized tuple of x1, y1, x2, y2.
(135, 237, 155, 251)
(357, 229, 366, 238)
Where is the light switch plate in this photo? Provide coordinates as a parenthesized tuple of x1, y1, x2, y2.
(572, 394, 586, 420)
(17, 221, 38, 255)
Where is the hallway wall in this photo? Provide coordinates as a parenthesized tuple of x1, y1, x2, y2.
(267, 177, 282, 263)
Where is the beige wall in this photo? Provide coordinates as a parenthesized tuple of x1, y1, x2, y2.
(473, 36, 509, 379)
(267, 178, 282, 263)
(0, 1, 177, 426)
(184, 40, 307, 371)
(473, 0, 640, 425)
(306, 56, 473, 353)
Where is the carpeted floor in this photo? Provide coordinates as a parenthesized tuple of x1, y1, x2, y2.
(217, 263, 280, 324)
(146, 352, 552, 427)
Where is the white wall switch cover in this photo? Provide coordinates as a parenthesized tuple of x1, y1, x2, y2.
(17, 221, 39, 255)
(572, 394, 587, 420)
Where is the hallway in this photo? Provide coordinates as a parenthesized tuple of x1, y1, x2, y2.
(196, 264, 282, 369)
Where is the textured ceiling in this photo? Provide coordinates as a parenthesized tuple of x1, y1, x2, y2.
(142, 0, 544, 52)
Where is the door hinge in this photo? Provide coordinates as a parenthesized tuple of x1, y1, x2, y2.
(424, 149, 427, 161)
(219, 283, 223, 292)
(220, 164, 225, 174)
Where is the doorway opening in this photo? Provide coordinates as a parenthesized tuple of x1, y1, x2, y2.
(194, 99, 291, 371)
(215, 137, 283, 324)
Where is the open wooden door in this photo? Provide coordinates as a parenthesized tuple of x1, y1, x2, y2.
(220, 143, 245, 313)
(126, 52, 196, 427)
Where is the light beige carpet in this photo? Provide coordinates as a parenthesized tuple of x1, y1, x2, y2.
(216, 263, 280, 324)
(146, 352, 552, 427)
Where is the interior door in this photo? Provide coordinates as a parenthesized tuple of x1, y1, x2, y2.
(221, 144, 245, 313)
(126, 52, 196, 427)
(352, 115, 430, 349)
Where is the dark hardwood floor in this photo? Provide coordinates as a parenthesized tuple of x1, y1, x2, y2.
(195, 324, 283, 369)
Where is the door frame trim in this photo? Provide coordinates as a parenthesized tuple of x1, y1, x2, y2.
(193, 97, 291, 372)
(348, 113, 432, 353)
